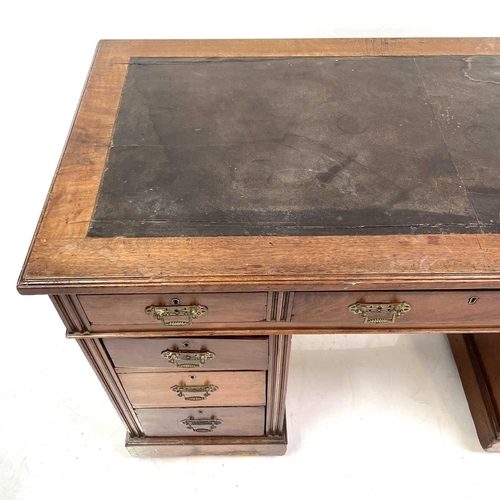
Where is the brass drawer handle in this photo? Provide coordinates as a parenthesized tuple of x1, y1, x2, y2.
(162, 349, 215, 368)
(181, 418, 222, 433)
(171, 384, 219, 401)
(145, 303, 208, 327)
(348, 302, 411, 324)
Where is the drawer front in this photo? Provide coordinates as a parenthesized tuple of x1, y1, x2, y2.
(292, 291, 500, 328)
(105, 337, 268, 371)
(136, 406, 265, 437)
(78, 292, 268, 331)
(119, 371, 266, 408)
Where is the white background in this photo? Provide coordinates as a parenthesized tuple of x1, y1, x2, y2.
(2, 1, 500, 499)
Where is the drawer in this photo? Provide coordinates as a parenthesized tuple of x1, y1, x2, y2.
(105, 337, 268, 371)
(291, 291, 500, 328)
(136, 406, 265, 437)
(78, 292, 268, 331)
(119, 371, 266, 408)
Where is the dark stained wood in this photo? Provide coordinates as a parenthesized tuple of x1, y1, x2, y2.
(472, 336, 500, 429)
(119, 370, 266, 408)
(125, 423, 287, 457)
(292, 290, 500, 328)
(78, 292, 268, 329)
(135, 406, 265, 437)
(448, 334, 500, 451)
(104, 337, 268, 371)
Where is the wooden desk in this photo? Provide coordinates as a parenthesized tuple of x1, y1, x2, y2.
(17, 38, 500, 456)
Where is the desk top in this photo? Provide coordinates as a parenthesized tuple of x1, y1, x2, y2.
(18, 38, 500, 293)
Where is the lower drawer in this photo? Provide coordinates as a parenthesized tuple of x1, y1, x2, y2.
(119, 371, 266, 408)
(136, 406, 265, 437)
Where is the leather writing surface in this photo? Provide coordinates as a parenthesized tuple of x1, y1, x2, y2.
(87, 56, 500, 237)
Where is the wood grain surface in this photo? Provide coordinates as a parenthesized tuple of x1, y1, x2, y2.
(291, 290, 500, 328)
(17, 38, 500, 295)
(79, 292, 267, 327)
(119, 370, 266, 408)
(104, 337, 268, 371)
(135, 406, 265, 437)
(125, 429, 287, 457)
(448, 334, 500, 451)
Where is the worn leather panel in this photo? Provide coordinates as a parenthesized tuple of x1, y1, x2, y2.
(88, 56, 500, 237)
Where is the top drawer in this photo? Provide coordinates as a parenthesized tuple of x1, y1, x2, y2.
(291, 290, 500, 328)
(78, 293, 267, 331)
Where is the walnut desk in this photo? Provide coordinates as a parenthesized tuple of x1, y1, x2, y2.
(18, 38, 500, 456)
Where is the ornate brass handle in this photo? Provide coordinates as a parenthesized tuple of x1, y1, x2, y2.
(170, 384, 219, 401)
(162, 349, 215, 368)
(181, 418, 222, 433)
(145, 303, 208, 327)
(348, 302, 411, 324)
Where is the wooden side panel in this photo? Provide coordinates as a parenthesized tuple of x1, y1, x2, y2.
(119, 371, 266, 408)
(103, 337, 268, 371)
(76, 338, 143, 437)
(448, 334, 500, 451)
(136, 406, 265, 437)
(266, 335, 292, 436)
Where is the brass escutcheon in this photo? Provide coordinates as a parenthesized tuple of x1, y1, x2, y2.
(348, 302, 411, 324)
(162, 349, 215, 368)
(145, 303, 208, 327)
(181, 418, 222, 433)
(170, 384, 219, 401)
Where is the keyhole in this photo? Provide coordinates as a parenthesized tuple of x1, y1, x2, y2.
(182, 341, 191, 348)
(171, 298, 180, 305)
(468, 296, 479, 305)
(189, 375, 196, 380)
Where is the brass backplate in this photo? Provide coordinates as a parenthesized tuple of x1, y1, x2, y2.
(145, 304, 208, 326)
(348, 302, 411, 324)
